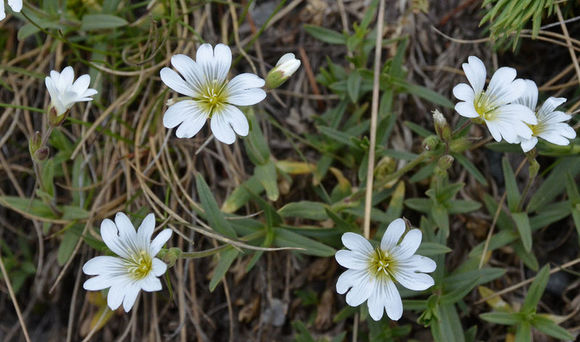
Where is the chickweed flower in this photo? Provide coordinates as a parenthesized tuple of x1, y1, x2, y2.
(83, 213, 172, 312)
(514, 80, 576, 152)
(335, 219, 436, 321)
(45, 66, 98, 117)
(0, 0, 22, 20)
(160, 43, 266, 144)
(265, 53, 301, 89)
(453, 56, 537, 143)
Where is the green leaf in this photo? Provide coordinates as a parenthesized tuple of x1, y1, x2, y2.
(195, 174, 237, 238)
(431, 303, 465, 342)
(303, 25, 346, 44)
(222, 176, 264, 213)
(405, 198, 432, 213)
(57, 224, 83, 266)
(431, 204, 449, 236)
(512, 212, 532, 252)
(392, 78, 454, 108)
(515, 321, 531, 342)
(416, 242, 452, 256)
(447, 200, 481, 214)
(278, 201, 328, 220)
(0, 196, 56, 219)
(453, 153, 488, 186)
(346, 70, 361, 103)
(502, 157, 521, 212)
(565, 173, 580, 245)
(254, 161, 279, 201)
(527, 157, 580, 213)
(532, 315, 573, 340)
(479, 312, 521, 325)
(61, 206, 89, 220)
(80, 14, 128, 31)
(209, 248, 239, 292)
(522, 265, 550, 313)
(441, 277, 479, 305)
(273, 228, 335, 257)
(512, 241, 539, 271)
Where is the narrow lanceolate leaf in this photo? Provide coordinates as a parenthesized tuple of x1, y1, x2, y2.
(221, 176, 264, 214)
(195, 174, 237, 238)
(511, 212, 532, 252)
(278, 201, 328, 221)
(479, 312, 521, 325)
(303, 25, 346, 44)
(527, 157, 580, 213)
(522, 265, 550, 313)
(565, 173, 580, 245)
(80, 14, 128, 31)
(515, 321, 532, 342)
(273, 228, 335, 257)
(254, 161, 279, 201)
(209, 248, 239, 292)
(502, 157, 521, 212)
(531, 315, 573, 340)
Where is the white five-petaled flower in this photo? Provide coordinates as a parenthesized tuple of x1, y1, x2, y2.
(265, 53, 301, 89)
(453, 56, 537, 143)
(45, 66, 98, 116)
(82, 212, 172, 312)
(0, 0, 22, 21)
(514, 79, 576, 152)
(335, 219, 436, 321)
(160, 43, 266, 144)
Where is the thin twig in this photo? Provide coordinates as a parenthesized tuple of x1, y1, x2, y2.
(0, 253, 32, 342)
(363, 0, 386, 240)
(555, 4, 580, 87)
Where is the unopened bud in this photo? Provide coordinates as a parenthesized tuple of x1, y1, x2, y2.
(432, 109, 451, 141)
(265, 53, 301, 89)
(528, 158, 539, 179)
(375, 156, 397, 181)
(422, 135, 439, 151)
(34, 146, 49, 161)
(437, 154, 454, 170)
(158, 247, 182, 268)
(29, 131, 42, 153)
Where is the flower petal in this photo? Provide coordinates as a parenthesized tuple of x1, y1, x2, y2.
(176, 114, 208, 139)
(455, 101, 479, 118)
(163, 100, 202, 128)
(72, 74, 91, 94)
(520, 137, 537, 152)
(463, 56, 486, 95)
(384, 280, 403, 321)
(381, 218, 406, 251)
(137, 213, 155, 250)
(393, 229, 422, 260)
(152, 258, 168, 277)
(367, 280, 387, 321)
(82, 256, 124, 275)
(107, 282, 129, 311)
(341, 232, 373, 254)
(345, 272, 374, 307)
(83, 275, 114, 291)
(452, 83, 475, 102)
(59, 67, 74, 91)
(213, 44, 232, 83)
(276, 53, 296, 67)
(139, 274, 162, 292)
(336, 268, 365, 295)
(100, 219, 130, 259)
(171, 54, 204, 93)
(220, 105, 249, 136)
(150, 229, 172, 256)
(398, 255, 437, 272)
(487, 69, 525, 106)
(115, 212, 137, 243)
(160, 67, 195, 97)
(210, 111, 236, 144)
(122, 284, 141, 312)
(227, 73, 266, 106)
(8, 0, 22, 12)
(394, 269, 435, 291)
(513, 79, 538, 111)
(0, 2, 5, 21)
(537, 97, 566, 120)
(335, 250, 369, 270)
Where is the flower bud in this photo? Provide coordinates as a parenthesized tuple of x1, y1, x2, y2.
(29, 131, 42, 153)
(422, 135, 439, 151)
(437, 154, 454, 171)
(265, 53, 301, 89)
(432, 109, 451, 141)
(34, 146, 49, 161)
(158, 247, 182, 268)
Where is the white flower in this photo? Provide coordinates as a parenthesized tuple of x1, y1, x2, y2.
(335, 219, 436, 321)
(514, 80, 576, 152)
(265, 53, 301, 89)
(453, 56, 537, 143)
(82, 213, 172, 312)
(160, 43, 266, 144)
(45, 66, 98, 116)
(0, 0, 22, 21)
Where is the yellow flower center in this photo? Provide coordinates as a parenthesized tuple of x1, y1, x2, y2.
(126, 250, 153, 280)
(368, 248, 396, 280)
(474, 92, 498, 121)
(196, 80, 228, 117)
